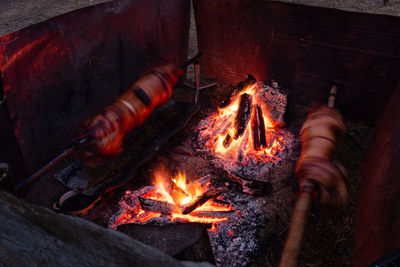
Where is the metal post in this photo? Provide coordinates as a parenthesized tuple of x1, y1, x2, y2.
(194, 62, 200, 104)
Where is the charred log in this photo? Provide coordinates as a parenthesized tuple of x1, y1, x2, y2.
(181, 189, 222, 215)
(220, 74, 256, 108)
(227, 172, 272, 196)
(251, 106, 261, 151)
(251, 105, 267, 151)
(257, 105, 267, 147)
(223, 134, 232, 148)
(234, 93, 252, 139)
(138, 196, 175, 215)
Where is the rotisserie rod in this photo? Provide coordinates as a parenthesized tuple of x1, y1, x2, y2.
(279, 86, 348, 267)
(15, 53, 203, 191)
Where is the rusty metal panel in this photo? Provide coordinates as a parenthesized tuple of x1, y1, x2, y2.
(354, 81, 400, 266)
(0, 0, 190, 184)
(0, 72, 29, 185)
(193, 0, 400, 124)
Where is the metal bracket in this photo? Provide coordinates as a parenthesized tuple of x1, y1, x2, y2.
(183, 57, 219, 104)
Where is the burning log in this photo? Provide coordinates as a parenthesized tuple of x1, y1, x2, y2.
(181, 189, 222, 215)
(234, 93, 252, 139)
(257, 105, 267, 147)
(223, 134, 233, 148)
(251, 105, 267, 151)
(220, 74, 257, 108)
(138, 196, 175, 215)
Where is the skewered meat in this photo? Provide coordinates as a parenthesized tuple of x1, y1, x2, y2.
(74, 63, 183, 166)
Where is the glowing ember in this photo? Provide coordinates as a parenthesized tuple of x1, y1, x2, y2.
(112, 170, 233, 231)
(199, 83, 286, 164)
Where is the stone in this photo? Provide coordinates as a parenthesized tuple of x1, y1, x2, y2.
(0, 191, 195, 266)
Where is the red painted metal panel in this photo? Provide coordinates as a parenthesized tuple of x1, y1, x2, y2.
(0, 0, 190, 185)
(354, 81, 400, 266)
(193, 0, 400, 124)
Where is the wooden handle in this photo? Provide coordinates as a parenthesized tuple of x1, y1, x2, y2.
(279, 182, 315, 267)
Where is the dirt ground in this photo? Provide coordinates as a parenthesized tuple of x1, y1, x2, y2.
(0, 0, 110, 36)
(2, 0, 400, 37)
(277, 0, 400, 16)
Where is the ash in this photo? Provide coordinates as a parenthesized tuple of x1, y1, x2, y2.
(208, 189, 271, 267)
(206, 129, 299, 184)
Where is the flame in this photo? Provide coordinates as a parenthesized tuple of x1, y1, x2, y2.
(114, 170, 232, 231)
(200, 84, 285, 164)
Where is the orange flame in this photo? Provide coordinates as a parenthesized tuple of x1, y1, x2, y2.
(200, 84, 285, 164)
(115, 170, 232, 231)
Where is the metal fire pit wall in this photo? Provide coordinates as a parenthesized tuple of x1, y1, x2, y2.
(193, 0, 400, 125)
(0, 0, 190, 186)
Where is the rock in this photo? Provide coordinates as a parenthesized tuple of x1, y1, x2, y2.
(0, 191, 187, 266)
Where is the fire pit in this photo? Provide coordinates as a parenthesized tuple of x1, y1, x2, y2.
(197, 77, 299, 194)
(109, 169, 233, 229)
(1, 0, 398, 266)
(96, 78, 302, 266)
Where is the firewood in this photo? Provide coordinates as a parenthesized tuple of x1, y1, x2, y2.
(219, 74, 256, 108)
(234, 93, 252, 139)
(251, 105, 268, 150)
(257, 105, 267, 147)
(251, 106, 261, 151)
(223, 134, 233, 148)
(138, 196, 176, 215)
(181, 189, 222, 215)
(227, 172, 273, 196)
